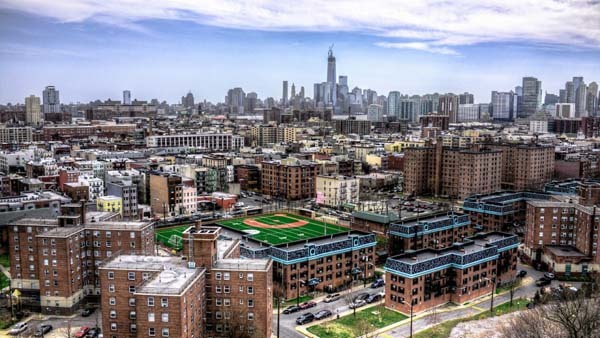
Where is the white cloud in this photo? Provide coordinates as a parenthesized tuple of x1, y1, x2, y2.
(1, 0, 599, 55)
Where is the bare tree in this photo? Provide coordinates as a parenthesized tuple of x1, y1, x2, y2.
(345, 292, 357, 317)
(56, 318, 73, 338)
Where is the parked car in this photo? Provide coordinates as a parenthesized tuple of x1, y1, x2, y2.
(296, 312, 315, 325)
(517, 270, 527, 278)
(74, 326, 90, 338)
(283, 305, 301, 314)
(33, 324, 53, 337)
(349, 299, 367, 309)
(82, 308, 95, 317)
(314, 310, 333, 320)
(299, 301, 317, 310)
(371, 278, 385, 288)
(86, 327, 101, 338)
(366, 293, 382, 303)
(8, 322, 28, 335)
(536, 278, 551, 287)
(544, 272, 556, 280)
(324, 293, 341, 303)
(354, 292, 370, 302)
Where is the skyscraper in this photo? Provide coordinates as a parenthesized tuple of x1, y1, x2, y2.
(42, 85, 60, 113)
(587, 82, 598, 116)
(123, 90, 131, 105)
(25, 95, 41, 126)
(299, 86, 305, 99)
(491, 91, 515, 121)
(438, 94, 460, 123)
(327, 47, 336, 108)
(459, 92, 474, 104)
(387, 91, 401, 118)
(291, 83, 296, 98)
(182, 91, 194, 108)
(226, 87, 245, 114)
(282, 81, 288, 106)
(521, 77, 542, 117)
(573, 77, 587, 117)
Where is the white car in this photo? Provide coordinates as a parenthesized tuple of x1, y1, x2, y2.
(8, 322, 28, 335)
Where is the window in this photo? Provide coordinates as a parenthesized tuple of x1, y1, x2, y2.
(216, 311, 223, 319)
(128, 272, 135, 280)
(149, 328, 155, 336)
(108, 271, 114, 279)
(216, 286, 222, 293)
(129, 286, 136, 293)
(161, 313, 169, 322)
(248, 286, 254, 294)
(148, 297, 155, 306)
(161, 298, 168, 307)
(129, 311, 136, 320)
(109, 297, 116, 306)
(248, 299, 254, 307)
(162, 328, 169, 337)
(247, 273, 254, 281)
(215, 272, 222, 280)
(216, 298, 222, 306)
(224, 298, 231, 306)
(247, 313, 254, 320)
(130, 324, 137, 333)
(109, 310, 116, 318)
(110, 323, 117, 331)
(148, 313, 155, 322)
(129, 298, 135, 306)
(239, 273, 244, 279)
(224, 285, 230, 293)
(109, 284, 115, 292)
(224, 272, 230, 280)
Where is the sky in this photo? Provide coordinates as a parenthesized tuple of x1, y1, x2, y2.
(0, 0, 599, 105)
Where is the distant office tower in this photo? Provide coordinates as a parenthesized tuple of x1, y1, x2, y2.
(438, 94, 459, 123)
(290, 83, 296, 99)
(491, 91, 515, 121)
(559, 89, 567, 103)
(282, 81, 288, 106)
(544, 92, 559, 105)
(338, 75, 348, 87)
(182, 91, 194, 108)
(25, 95, 41, 126)
(313, 83, 321, 104)
(327, 47, 336, 108)
(399, 99, 418, 121)
(245, 92, 258, 114)
(555, 103, 576, 118)
(514, 86, 523, 115)
(387, 91, 401, 118)
(226, 87, 245, 114)
(459, 92, 474, 104)
(521, 77, 542, 117)
(566, 81, 575, 103)
(587, 82, 598, 116)
(299, 86, 305, 99)
(42, 86, 60, 113)
(573, 77, 588, 117)
(367, 104, 384, 122)
(458, 104, 480, 122)
(122, 90, 131, 105)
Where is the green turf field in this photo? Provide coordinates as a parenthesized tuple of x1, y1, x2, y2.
(216, 213, 348, 245)
(155, 224, 191, 250)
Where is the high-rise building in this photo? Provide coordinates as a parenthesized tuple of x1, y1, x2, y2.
(42, 85, 60, 113)
(282, 81, 288, 106)
(299, 86, 305, 99)
(459, 92, 474, 104)
(521, 77, 542, 117)
(566, 81, 575, 103)
(327, 47, 336, 108)
(181, 91, 194, 108)
(387, 91, 401, 118)
(25, 95, 41, 126)
(291, 83, 296, 98)
(491, 91, 515, 121)
(587, 82, 598, 116)
(438, 94, 459, 123)
(544, 92, 559, 105)
(458, 104, 480, 122)
(226, 87, 245, 114)
(245, 92, 258, 114)
(573, 76, 588, 117)
(367, 104, 384, 122)
(122, 90, 131, 105)
(556, 103, 576, 118)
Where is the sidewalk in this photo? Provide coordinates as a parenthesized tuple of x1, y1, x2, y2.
(273, 282, 373, 314)
(297, 275, 535, 338)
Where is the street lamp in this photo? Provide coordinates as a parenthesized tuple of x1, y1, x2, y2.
(484, 276, 497, 316)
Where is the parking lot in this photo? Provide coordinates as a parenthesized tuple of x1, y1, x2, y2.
(5, 310, 101, 337)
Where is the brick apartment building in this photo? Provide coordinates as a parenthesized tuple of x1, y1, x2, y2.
(404, 141, 555, 198)
(384, 232, 518, 313)
(99, 256, 206, 338)
(403, 142, 502, 199)
(261, 158, 318, 200)
(234, 164, 261, 191)
(149, 172, 183, 217)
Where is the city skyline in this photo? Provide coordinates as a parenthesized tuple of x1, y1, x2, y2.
(0, 1, 599, 104)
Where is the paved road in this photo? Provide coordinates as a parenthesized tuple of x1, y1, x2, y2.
(5, 310, 101, 338)
(273, 284, 385, 338)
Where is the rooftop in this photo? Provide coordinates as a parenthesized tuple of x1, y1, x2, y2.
(213, 258, 271, 271)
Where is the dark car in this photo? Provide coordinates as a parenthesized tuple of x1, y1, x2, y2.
(354, 292, 370, 302)
(296, 312, 315, 325)
(314, 310, 333, 320)
(517, 270, 527, 278)
(371, 278, 385, 288)
(536, 278, 551, 287)
(283, 305, 301, 314)
(366, 293, 382, 304)
(81, 308, 95, 317)
(85, 327, 101, 338)
(299, 301, 317, 310)
(33, 324, 53, 337)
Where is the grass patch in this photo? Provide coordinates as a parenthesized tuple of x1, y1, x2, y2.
(307, 307, 407, 338)
(495, 280, 521, 295)
(413, 298, 529, 338)
(0, 273, 8, 289)
(277, 295, 314, 307)
(155, 225, 192, 251)
(0, 254, 10, 268)
(217, 213, 349, 246)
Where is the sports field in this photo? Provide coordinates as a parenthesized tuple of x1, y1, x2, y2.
(155, 224, 190, 251)
(216, 213, 348, 245)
